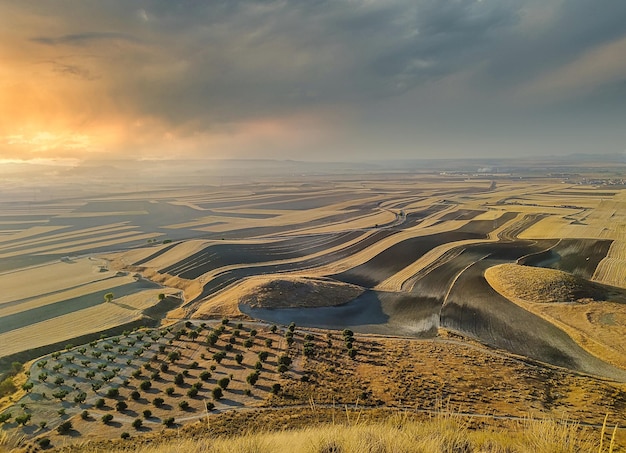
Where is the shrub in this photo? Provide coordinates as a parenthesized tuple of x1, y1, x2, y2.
(81, 410, 89, 420)
(95, 398, 105, 408)
(258, 351, 269, 362)
(160, 363, 169, 372)
(250, 329, 257, 337)
(107, 388, 119, 398)
(246, 371, 260, 386)
(139, 380, 152, 391)
(243, 339, 254, 348)
(165, 387, 175, 396)
(163, 417, 175, 427)
(187, 387, 198, 398)
(348, 348, 357, 359)
(288, 322, 296, 332)
(54, 376, 64, 385)
(278, 355, 292, 366)
(224, 343, 233, 351)
(74, 392, 87, 404)
(221, 317, 229, 325)
(265, 338, 273, 348)
(143, 409, 152, 418)
(116, 401, 128, 412)
(153, 397, 164, 407)
(270, 325, 278, 333)
(271, 383, 281, 395)
(217, 377, 230, 389)
(121, 432, 130, 439)
(206, 402, 215, 410)
(235, 353, 244, 364)
(132, 418, 143, 430)
(101, 414, 114, 424)
(190, 361, 199, 369)
(213, 351, 226, 363)
(38, 438, 51, 448)
(277, 364, 289, 373)
(178, 400, 189, 410)
(212, 387, 223, 400)
(0, 412, 12, 423)
(15, 414, 31, 426)
(199, 371, 211, 381)
(175, 373, 185, 386)
(57, 421, 72, 434)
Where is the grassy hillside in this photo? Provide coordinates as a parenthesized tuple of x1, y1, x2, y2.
(4, 409, 622, 452)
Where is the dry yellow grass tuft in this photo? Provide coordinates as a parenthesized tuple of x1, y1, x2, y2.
(46, 411, 614, 453)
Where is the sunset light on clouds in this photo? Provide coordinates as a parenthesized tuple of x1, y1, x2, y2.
(1, 0, 626, 163)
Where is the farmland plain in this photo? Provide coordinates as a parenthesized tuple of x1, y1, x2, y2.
(1, 165, 626, 450)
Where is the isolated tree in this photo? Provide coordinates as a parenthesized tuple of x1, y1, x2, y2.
(258, 351, 269, 362)
(271, 383, 281, 395)
(143, 409, 152, 419)
(101, 414, 113, 424)
(132, 418, 143, 430)
(153, 397, 164, 407)
(104, 292, 114, 303)
(235, 353, 244, 365)
(178, 400, 189, 410)
(94, 398, 105, 409)
(199, 371, 211, 381)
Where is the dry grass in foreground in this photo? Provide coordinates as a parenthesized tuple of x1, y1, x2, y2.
(22, 411, 623, 453)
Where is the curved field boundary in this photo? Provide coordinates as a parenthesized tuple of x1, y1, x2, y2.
(485, 266, 626, 371)
(520, 238, 612, 279)
(132, 241, 183, 266)
(592, 240, 626, 287)
(161, 231, 363, 280)
(379, 212, 525, 292)
(442, 259, 626, 381)
(0, 278, 160, 334)
(0, 303, 146, 358)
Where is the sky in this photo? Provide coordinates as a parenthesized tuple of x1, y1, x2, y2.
(1, 0, 626, 163)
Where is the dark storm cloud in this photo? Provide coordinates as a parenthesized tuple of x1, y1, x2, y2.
(7, 0, 626, 159)
(481, 0, 626, 88)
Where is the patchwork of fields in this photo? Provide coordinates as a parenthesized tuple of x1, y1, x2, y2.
(1, 174, 626, 448)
